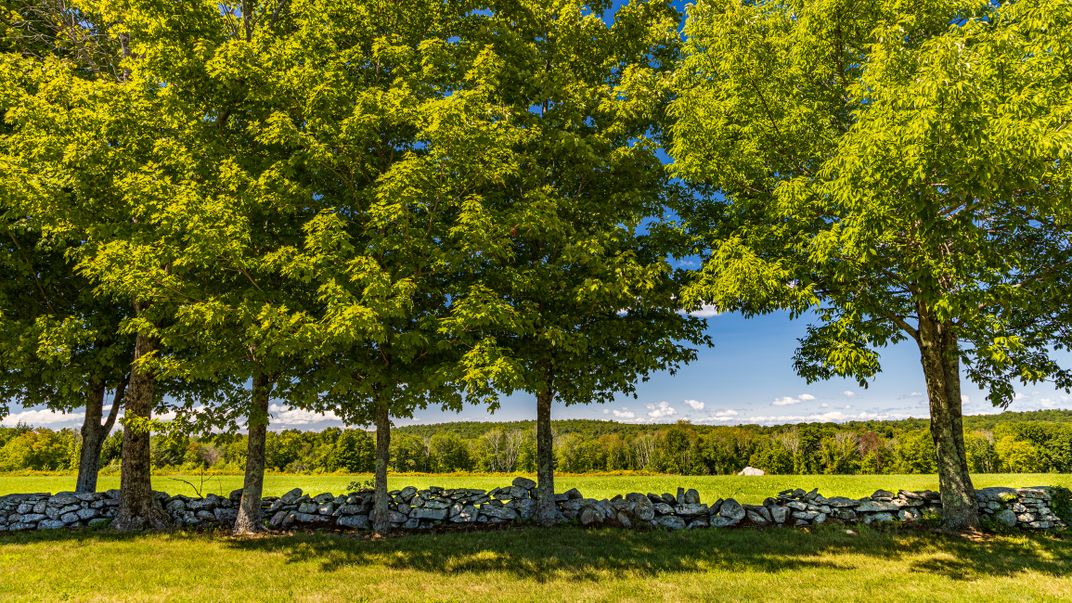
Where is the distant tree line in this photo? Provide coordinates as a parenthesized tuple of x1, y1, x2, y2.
(4, 411, 1071, 476)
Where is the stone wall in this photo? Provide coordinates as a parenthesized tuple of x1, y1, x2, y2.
(0, 478, 1064, 533)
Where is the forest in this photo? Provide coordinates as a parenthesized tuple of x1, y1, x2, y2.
(3, 410, 1071, 476)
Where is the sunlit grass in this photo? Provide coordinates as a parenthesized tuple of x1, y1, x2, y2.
(2, 473, 1070, 504)
(0, 524, 1069, 602)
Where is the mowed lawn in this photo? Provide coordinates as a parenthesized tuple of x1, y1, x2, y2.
(0, 524, 1070, 602)
(2, 472, 1071, 503)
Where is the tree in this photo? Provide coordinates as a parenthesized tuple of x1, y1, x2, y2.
(441, 0, 709, 526)
(670, 0, 1072, 529)
(263, 0, 483, 535)
(0, 0, 134, 494)
(329, 430, 375, 473)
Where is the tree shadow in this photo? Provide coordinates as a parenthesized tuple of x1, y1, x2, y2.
(3, 523, 1068, 584)
(218, 525, 1072, 583)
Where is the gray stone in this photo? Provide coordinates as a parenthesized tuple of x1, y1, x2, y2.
(562, 488, 583, 500)
(280, 488, 303, 504)
(77, 504, 99, 519)
(976, 487, 1018, 503)
(634, 499, 655, 522)
(898, 508, 922, 523)
(747, 509, 770, 526)
(718, 499, 746, 523)
(994, 509, 1018, 527)
(297, 502, 318, 514)
(769, 505, 788, 524)
(513, 498, 537, 521)
(214, 508, 238, 524)
(856, 500, 899, 513)
(60, 512, 80, 524)
(825, 497, 857, 508)
(653, 502, 674, 515)
(337, 514, 370, 530)
(864, 512, 895, 524)
(39, 519, 66, 530)
(481, 505, 517, 521)
(675, 503, 708, 517)
(412, 507, 448, 521)
(656, 515, 687, 530)
(684, 489, 700, 505)
(49, 495, 80, 508)
(512, 477, 537, 490)
(293, 512, 330, 524)
(686, 518, 709, 529)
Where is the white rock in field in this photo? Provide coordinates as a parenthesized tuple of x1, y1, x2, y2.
(737, 466, 765, 476)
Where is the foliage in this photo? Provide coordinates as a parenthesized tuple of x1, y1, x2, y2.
(4, 410, 1071, 476)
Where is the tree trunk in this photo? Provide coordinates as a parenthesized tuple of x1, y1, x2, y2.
(917, 310, 979, 531)
(371, 394, 392, 536)
(113, 331, 170, 531)
(234, 371, 271, 535)
(535, 384, 560, 526)
(76, 383, 107, 494)
(76, 380, 125, 493)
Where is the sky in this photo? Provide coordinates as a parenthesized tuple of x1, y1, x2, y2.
(4, 0, 1071, 431)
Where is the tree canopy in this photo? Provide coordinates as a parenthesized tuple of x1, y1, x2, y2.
(669, 0, 1072, 529)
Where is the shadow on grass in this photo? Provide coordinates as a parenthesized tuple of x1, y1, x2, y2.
(4, 524, 1070, 584)
(224, 525, 1072, 583)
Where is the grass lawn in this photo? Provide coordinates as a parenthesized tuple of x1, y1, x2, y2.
(0, 524, 1069, 602)
(2, 472, 1070, 504)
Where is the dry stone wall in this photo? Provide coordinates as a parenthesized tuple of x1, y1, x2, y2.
(0, 478, 1064, 533)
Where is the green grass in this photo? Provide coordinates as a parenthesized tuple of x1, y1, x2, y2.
(2, 472, 1071, 504)
(0, 525, 1070, 602)
(2, 474, 1071, 601)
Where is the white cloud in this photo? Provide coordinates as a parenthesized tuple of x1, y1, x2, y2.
(743, 410, 916, 425)
(695, 409, 740, 423)
(842, 390, 856, 398)
(772, 394, 815, 406)
(684, 399, 705, 410)
(0, 407, 85, 427)
(689, 305, 719, 318)
(612, 409, 636, 419)
(269, 404, 342, 428)
(646, 401, 677, 420)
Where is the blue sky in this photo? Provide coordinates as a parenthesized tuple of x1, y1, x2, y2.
(6, 310, 1070, 430)
(4, 0, 1070, 430)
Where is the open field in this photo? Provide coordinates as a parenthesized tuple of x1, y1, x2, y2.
(0, 524, 1069, 602)
(2, 473, 1071, 503)
(1, 474, 1070, 601)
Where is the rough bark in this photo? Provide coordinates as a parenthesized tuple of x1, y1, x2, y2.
(918, 310, 979, 531)
(75, 379, 125, 493)
(371, 394, 391, 536)
(112, 331, 170, 531)
(535, 384, 559, 526)
(234, 371, 271, 535)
